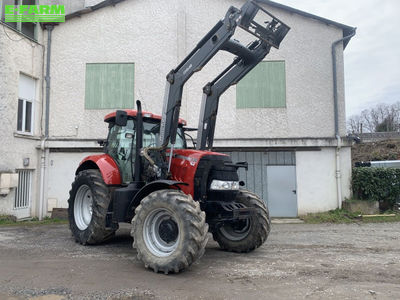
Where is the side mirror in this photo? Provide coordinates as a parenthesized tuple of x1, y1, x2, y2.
(115, 110, 128, 127)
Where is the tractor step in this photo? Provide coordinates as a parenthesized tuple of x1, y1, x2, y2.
(205, 200, 257, 225)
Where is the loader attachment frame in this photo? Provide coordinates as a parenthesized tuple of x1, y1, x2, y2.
(159, 1, 290, 154)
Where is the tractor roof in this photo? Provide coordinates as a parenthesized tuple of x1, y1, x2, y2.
(104, 110, 187, 126)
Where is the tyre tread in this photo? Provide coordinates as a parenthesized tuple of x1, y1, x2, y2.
(131, 189, 208, 274)
(68, 169, 117, 245)
(212, 189, 270, 253)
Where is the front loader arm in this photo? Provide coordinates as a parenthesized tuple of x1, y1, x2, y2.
(196, 3, 290, 150)
(196, 40, 271, 150)
(157, 0, 289, 174)
(159, 6, 242, 147)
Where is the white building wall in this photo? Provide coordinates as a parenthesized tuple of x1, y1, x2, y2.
(184, 0, 347, 140)
(48, 0, 180, 140)
(47, 0, 347, 141)
(340, 146, 352, 201)
(296, 147, 351, 215)
(46, 152, 93, 213)
(0, 24, 45, 218)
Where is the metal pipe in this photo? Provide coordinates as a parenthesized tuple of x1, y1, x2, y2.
(332, 30, 355, 137)
(335, 136, 342, 209)
(38, 24, 54, 220)
(168, 144, 174, 174)
(134, 100, 143, 182)
(44, 25, 54, 138)
(331, 29, 356, 209)
(38, 139, 46, 220)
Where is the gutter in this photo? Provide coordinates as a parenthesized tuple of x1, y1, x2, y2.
(331, 28, 356, 209)
(65, 0, 126, 20)
(38, 24, 54, 220)
(258, 1, 355, 49)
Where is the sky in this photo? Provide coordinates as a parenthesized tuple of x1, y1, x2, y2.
(275, 0, 400, 118)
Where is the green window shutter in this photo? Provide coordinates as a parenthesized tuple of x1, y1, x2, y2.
(85, 63, 135, 109)
(236, 61, 286, 108)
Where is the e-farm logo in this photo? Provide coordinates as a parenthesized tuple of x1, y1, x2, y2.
(4, 5, 65, 22)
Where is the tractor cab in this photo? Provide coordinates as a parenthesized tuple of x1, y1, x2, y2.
(103, 109, 187, 183)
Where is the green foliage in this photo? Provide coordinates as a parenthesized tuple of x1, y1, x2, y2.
(0, 215, 67, 226)
(301, 209, 400, 224)
(301, 209, 360, 224)
(0, 215, 17, 224)
(352, 167, 400, 207)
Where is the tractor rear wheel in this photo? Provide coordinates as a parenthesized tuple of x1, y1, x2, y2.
(212, 190, 270, 253)
(68, 169, 117, 245)
(131, 189, 208, 274)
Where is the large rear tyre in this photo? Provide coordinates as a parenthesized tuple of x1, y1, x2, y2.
(212, 190, 270, 253)
(131, 189, 208, 274)
(68, 169, 117, 245)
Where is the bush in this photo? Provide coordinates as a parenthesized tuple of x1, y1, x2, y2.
(352, 167, 400, 208)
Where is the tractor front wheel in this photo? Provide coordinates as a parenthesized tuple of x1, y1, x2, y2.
(68, 169, 117, 245)
(131, 189, 208, 274)
(212, 190, 270, 253)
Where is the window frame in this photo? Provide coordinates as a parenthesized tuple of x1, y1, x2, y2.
(0, 0, 39, 41)
(17, 97, 34, 135)
(17, 73, 36, 136)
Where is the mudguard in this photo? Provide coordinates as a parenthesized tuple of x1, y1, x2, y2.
(124, 180, 188, 221)
(76, 154, 122, 185)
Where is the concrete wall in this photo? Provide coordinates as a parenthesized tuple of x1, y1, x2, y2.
(47, 0, 347, 142)
(296, 147, 351, 215)
(46, 152, 93, 213)
(0, 23, 45, 217)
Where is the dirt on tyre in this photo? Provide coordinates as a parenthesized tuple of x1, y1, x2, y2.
(212, 189, 270, 253)
(131, 189, 209, 274)
(68, 169, 117, 245)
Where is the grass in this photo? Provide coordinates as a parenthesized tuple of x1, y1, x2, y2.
(0, 215, 68, 226)
(301, 208, 400, 224)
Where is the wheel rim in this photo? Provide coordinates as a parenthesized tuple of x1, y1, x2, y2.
(74, 184, 93, 230)
(219, 219, 251, 241)
(143, 208, 180, 257)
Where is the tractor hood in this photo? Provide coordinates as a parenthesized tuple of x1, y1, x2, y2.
(170, 149, 231, 198)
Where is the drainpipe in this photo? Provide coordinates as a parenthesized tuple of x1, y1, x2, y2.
(38, 24, 54, 220)
(38, 139, 46, 220)
(44, 25, 53, 138)
(332, 29, 356, 209)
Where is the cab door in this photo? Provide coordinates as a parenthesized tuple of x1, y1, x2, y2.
(106, 119, 136, 183)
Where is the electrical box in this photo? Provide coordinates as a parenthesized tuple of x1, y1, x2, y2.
(0, 173, 19, 196)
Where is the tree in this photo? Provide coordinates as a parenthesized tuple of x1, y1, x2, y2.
(347, 101, 400, 134)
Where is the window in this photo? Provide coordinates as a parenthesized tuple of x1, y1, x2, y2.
(1, 0, 38, 40)
(17, 73, 36, 134)
(14, 169, 32, 209)
(142, 122, 185, 149)
(105, 119, 185, 183)
(106, 120, 135, 183)
(236, 61, 286, 109)
(85, 63, 135, 109)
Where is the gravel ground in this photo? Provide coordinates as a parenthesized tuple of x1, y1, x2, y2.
(0, 222, 399, 299)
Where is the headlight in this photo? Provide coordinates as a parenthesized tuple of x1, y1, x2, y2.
(210, 180, 240, 191)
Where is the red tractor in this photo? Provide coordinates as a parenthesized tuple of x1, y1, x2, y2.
(68, 0, 289, 274)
